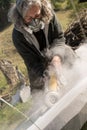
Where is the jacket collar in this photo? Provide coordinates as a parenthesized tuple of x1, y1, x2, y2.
(15, 22, 49, 53)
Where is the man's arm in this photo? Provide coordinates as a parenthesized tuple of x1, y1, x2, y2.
(51, 13, 65, 45)
(46, 13, 76, 66)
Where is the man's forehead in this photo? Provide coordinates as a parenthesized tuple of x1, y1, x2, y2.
(26, 5, 41, 14)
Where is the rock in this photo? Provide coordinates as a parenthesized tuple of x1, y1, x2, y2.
(0, 59, 19, 86)
(20, 85, 31, 103)
(11, 90, 21, 105)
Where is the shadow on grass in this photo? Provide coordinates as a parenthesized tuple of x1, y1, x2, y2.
(0, 23, 12, 32)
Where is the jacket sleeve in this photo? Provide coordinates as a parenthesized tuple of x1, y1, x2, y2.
(50, 13, 65, 44)
(12, 29, 45, 77)
(45, 13, 76, 66)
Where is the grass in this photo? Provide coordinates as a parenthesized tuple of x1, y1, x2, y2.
(0, 24, 31, 129)
(0, 100, 32, 130)
(0, 25, 26, 66)
(0, 101, 31, 122)
(0, 25, 28, 93)
(56, 10, 72, 31)
(0, 71, 7, 89)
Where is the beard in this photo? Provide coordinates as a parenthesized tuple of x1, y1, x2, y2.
(28, 19, 45, 33)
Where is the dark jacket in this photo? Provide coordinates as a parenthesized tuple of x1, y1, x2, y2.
(12, 14, 74, 89)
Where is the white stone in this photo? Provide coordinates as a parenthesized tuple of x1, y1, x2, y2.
(20, 85, 31, 103)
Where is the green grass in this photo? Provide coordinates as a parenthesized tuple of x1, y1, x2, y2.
(0, 71, 7, 89)
(0, 25, 28, 92)
(0, 99, 32, 130)
(56, 10, 72, 31)
(0, 101, 31, 122)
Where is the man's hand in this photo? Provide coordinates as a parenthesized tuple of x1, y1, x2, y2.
(51, 56, 61, 68)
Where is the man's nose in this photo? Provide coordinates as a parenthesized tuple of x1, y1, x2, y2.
(31, 14, 36, 19)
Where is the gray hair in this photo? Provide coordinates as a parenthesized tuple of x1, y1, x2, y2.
(8, 0, 53, 24)
(16, 0, 41, 18)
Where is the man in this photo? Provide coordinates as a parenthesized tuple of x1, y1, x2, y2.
(8, 0, 75, 91)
